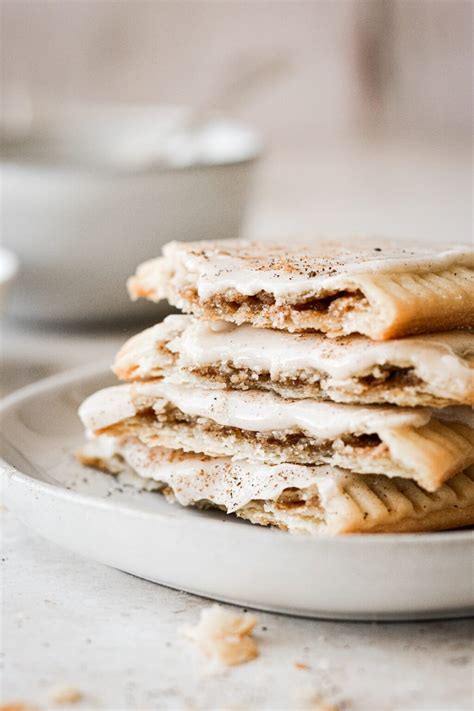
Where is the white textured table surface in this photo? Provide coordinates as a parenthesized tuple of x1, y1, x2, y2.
(2, 138, 473, 710)
(2, 511, 473, 711)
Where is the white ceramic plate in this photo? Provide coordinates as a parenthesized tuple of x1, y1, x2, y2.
(1, 364, 473, 621)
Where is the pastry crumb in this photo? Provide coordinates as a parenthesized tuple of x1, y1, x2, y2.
(183, 604, 258, 666)
(294, 661, 311, 670)
(295, 687, 340, 711)
(48, 686, 83, 705)
(0, 705, 38, 711)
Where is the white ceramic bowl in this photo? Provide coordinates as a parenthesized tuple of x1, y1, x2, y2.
(1, 106, 260, 323)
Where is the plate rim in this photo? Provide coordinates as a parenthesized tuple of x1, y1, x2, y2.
(1, 361, 473, 548)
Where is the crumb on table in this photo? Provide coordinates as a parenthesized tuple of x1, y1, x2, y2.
(183, 604, 259, 667)
(48, 686, 83, 705)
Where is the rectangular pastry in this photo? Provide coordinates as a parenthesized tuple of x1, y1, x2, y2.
(112, 315, 474, 407)
(78, 382, 474, 491)
(78, 435, 474, 536)
(127, 240, 474, 340)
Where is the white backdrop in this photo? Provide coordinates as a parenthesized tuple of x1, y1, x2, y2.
(2, 0, 472, 142)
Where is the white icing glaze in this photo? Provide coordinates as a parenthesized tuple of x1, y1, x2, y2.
(153, 382, 431, 437)
(78, 383, 165, 431)
(79, 381, 433, 439)
(94, 435, 336, 513)
(78, 386, 137, 431)
(161, 239, 474, 300)
(113, 315, 192, 379)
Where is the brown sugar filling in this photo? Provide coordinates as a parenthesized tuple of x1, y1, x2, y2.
(178, 286, 369, 324)
(357, 367, 422, 388)
(105, 406, 387, 466)
(187, 363, 422, 392)
(292, 291, 364, 312)
(272, 487, 320, 510)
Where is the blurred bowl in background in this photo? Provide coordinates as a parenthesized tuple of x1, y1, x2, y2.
(0, 247, 19, 313)
(1, 105, 261, 324)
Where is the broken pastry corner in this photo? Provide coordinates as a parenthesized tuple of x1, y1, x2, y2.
(183, 604, 259, 667)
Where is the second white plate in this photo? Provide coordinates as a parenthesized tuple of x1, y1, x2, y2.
(1, 364, 473, 620)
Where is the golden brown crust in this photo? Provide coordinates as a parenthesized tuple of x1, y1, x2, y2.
(328, 468, 474, 534)
(354, 267, 474, 339)
(242, 469, 474, 534)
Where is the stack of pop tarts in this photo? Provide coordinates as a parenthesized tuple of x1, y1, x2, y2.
(78, 240, 474, 535)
